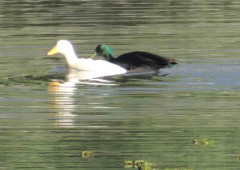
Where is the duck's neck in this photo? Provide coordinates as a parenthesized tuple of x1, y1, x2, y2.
(63, 50, 79, 67)
(104, 53, 116, 62)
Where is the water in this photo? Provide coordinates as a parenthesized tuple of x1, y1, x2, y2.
(1, 0, 240, 169)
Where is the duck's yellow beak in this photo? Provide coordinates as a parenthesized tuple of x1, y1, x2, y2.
(90, 52, 97, 58)
(47, 46, 59, 56)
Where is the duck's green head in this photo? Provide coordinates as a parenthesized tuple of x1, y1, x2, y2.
(91, 44, 114, 60)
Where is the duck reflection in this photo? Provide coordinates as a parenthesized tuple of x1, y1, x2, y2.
(48, 68, 118, 128)
(49, 76, 77, 128)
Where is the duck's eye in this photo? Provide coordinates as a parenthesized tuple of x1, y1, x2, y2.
(100, 46, 105, 50)
(58, 41, 65, 46)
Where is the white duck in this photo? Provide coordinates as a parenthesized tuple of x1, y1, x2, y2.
(47, 40, 127, 78)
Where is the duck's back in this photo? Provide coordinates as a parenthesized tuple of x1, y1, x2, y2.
(73, 58, 126, 74)
(114, 51, 177, 70)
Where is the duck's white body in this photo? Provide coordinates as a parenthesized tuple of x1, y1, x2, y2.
(47, 40, 127, 78)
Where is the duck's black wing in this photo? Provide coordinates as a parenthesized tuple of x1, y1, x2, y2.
(114, 51, 177, 70)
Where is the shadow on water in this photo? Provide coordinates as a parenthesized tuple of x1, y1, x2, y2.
(3, 57, 240, 90)
(1, 61, 176, 87)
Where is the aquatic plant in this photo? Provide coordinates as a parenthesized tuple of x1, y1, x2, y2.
(81, 151, 94, 158)
(193, 138, 214, 146)
(124, 160, 152, 170)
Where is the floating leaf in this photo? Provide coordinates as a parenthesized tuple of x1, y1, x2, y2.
(123, 161, 134, 168)
(81, 151, 94, 158)
(124, 160, 152, 169)
(193, 138, 214, 146)
(134, 160, 146, 167)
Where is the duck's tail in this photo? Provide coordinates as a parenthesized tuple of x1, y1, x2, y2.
(163, 58, 177, 68)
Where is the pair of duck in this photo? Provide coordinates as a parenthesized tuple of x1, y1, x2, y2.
(47, 40, 177, 77)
